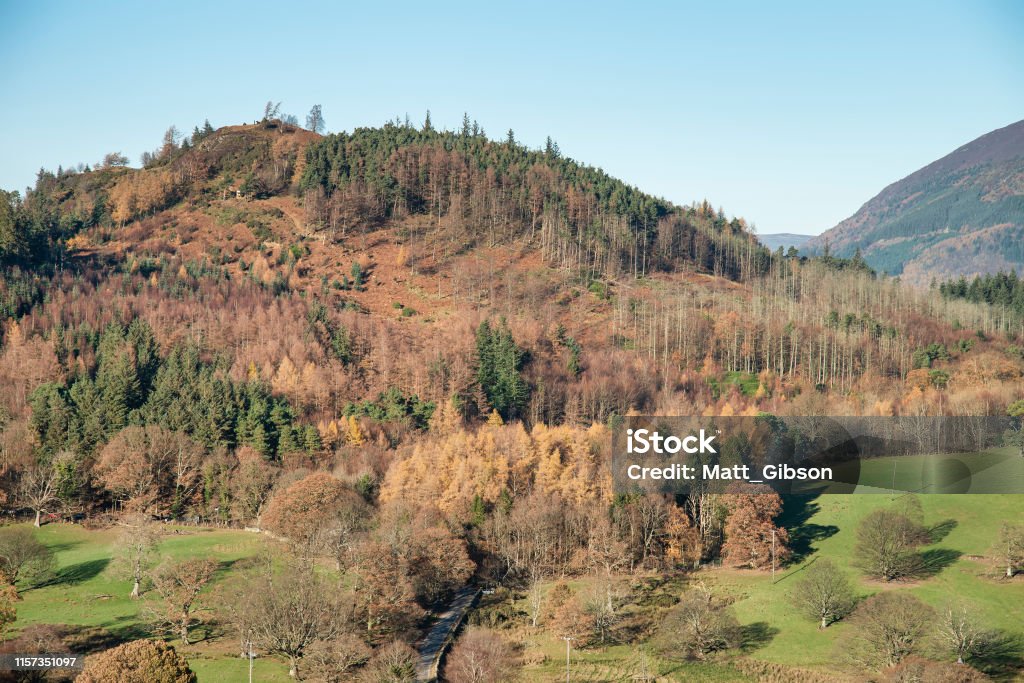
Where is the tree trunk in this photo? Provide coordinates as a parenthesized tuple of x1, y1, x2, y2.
(289, 656, 298, 678)
(820, 615, 828, 629)
(34, 509, 41, 527)
(131, 578, 140, 599)
(180, 615, 190, 645)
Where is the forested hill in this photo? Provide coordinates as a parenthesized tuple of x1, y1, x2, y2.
(0, 119, 769, 282)
(1, 114, 1022, 446)
(3, 116, 1023, 683)
(298, 123, 772, 280)
(806, 119, 1024, 285)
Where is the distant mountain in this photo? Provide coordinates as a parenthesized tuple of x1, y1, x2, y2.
(806, 119, 1024, 285)
(757, 232, 813, 252)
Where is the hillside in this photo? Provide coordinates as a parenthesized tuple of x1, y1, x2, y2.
(806, 119, 1024, 284)
(2, 118, 1024, 682)
(3, 118, 1022, 430)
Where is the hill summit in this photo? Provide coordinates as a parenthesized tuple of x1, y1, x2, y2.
(1, 118, 768, 284)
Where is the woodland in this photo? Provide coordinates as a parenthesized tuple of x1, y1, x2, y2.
(0, 108, 1021, 681)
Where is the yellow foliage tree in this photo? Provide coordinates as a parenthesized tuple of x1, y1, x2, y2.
(318, 419, 340, 449)
(345, 415, 365, 446)
(272, 356, 299, 395)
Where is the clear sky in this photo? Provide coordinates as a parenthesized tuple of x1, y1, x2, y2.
(1, 1, 1022, 235)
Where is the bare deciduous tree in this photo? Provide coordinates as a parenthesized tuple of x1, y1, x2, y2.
(361, 640, 417, 682)
(302, 634, 371, 682)
(790, 558, 857, 629)
(96, 426, 202, 517)
(16, 455, 64, 527)
(445, 627, 519, 683)
(306, 105, 325, 135)
(935, 601, 986, 665)
(148, 558, 218, 645)
(101, 152, 130, 168)
(583, 578, 627, 644)
(656, 585, 740, 660)
(241, 561, 348, 678)
(996, 523, 1024, 578)
(263, 101, 281, 122)
(112, 513, 161, 599)
(845, 592, 934, 670)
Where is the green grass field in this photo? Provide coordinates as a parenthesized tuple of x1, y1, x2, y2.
(712, 492, 1024, 679)
(519, 492, 1024, 681)
(9, 490, 1024, 682)
(852, 448, 1024, 494)
(11, 523, 292, 682)
(792, 446, 1024, 495)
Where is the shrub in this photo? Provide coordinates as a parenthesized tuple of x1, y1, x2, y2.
(77, 640, 195, 683)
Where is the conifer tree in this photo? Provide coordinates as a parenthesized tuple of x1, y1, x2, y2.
(475, 319, 530, 421)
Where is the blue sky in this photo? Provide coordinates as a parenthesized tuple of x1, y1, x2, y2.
(1, 1, 1022, 235)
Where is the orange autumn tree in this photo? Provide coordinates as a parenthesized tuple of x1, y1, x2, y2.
(95, 426, 203, 516)
(78, 640, 195, 683)
(352, 540, 424, 642)
(261, 471, 364, 544)
(721, 484, 790, 570)
(381, 421, 613, 522)
(382, 422, 531, 519)
(664, 504, 702, 569)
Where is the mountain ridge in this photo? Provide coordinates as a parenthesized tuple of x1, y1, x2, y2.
(807, 119, 1024, 284)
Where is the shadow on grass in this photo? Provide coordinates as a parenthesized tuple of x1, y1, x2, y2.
(27, 558, 111, 592)
(777, 494, 838, 563)
(43, 540, 84, 555)
(189, 618, 229, 644)
(927, 518, 958, 543)
(772, 556, 813, 585)
(613, 615, 663, 646)
(916, 548, 962, 578)
(61, 620, 153, 655)
(214, 558, 246, 575)
(739, 621, 779, 653)
(972, 630, 1024, 680)
(47, 558, 111, 587)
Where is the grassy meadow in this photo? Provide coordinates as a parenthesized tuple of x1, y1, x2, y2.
(515, 492, 1023, 681)
(10, 523, 292, 682)
(6, 489, 1023, 681)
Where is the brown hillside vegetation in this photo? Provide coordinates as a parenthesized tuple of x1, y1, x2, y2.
(1, 117, 1023, 680)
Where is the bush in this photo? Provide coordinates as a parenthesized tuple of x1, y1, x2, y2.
(883, 656, 988, 682)
(77, 640, 195, 683)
